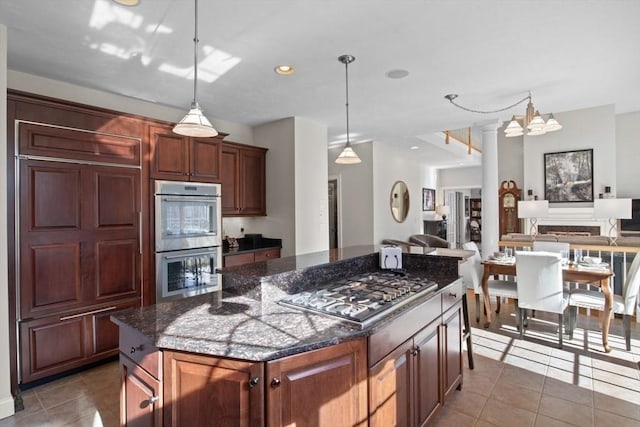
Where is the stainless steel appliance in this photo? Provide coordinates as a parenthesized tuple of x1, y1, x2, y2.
(155, 180, 222, 252)
(155, 180, 222, 301)
(156, 246, 220, 301)
(279, 272, 438, 328)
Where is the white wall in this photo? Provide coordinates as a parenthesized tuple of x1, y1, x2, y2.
(328, 142, 375, 247)
(616, 111, 640, 198)
(252, 118, 296, 256)
(523, 105, 616, 203)
(372, 142, 423, 244)
(497, 130, 524, 188)
(438, 166, 482, 189)
(293, 117, 329, 254)
(0, 24, 15, 420)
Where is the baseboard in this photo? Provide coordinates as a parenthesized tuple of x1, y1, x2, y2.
(0, 395, 15, 420)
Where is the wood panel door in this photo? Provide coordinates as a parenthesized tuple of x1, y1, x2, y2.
(149, 125, 189, 180)
(19, 160, 141, 319)
(266, 339, 368, 427)
(414, 320, 442, 426)
(121, 355, 162, 427)
(163, 351, 264, 427)
(369, 340, 413, 427)
(442, 304, 463, 401)
(190, 137, 222, 182)
(240, 148, 266, 216)
(221, 145, 241, 215)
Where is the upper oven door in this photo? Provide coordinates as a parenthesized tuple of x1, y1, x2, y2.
(155, 186, 221, 252)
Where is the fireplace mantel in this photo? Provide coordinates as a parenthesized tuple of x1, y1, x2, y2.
(529, 207, 614, 237)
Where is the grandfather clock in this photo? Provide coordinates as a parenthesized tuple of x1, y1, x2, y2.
(499, 180, 521, 237)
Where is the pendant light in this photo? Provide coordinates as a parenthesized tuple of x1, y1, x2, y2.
(335, 54, 361, 164)
(173, 0, 218, 137)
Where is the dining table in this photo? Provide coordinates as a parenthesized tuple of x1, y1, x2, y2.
(481, 258, 615, 352)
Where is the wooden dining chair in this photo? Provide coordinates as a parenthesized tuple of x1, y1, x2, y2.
(568, 253, 640, 350)
(515, 251, 569, 348)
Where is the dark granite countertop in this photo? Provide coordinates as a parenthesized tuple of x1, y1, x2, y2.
(222, 236, 282, 256)
(111, 245, 462, 362)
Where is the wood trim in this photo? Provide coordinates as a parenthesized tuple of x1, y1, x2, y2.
(499, 241, 640, 253)
(442, 129, 482, 153)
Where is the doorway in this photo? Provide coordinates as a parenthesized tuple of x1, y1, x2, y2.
(328, 179, 338, 249)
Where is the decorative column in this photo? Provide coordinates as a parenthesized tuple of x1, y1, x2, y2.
(480, 120, 500, 258)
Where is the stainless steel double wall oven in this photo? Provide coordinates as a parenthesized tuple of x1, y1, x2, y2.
(155, 180, 222, 301)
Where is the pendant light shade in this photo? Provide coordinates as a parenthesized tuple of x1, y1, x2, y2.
(173, 0, 218, 137)
(335, 54, 361, 165)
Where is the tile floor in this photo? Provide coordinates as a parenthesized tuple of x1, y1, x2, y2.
(0, 294, 638, 426)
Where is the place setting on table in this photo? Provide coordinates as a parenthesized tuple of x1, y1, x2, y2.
(480, 246, 616, 352)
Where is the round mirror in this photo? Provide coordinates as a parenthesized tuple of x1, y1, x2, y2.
(390, 181, 410, 223)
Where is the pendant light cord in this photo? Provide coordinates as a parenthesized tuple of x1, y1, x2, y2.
(445, 92, 531, 114)
(192, 0, 199, 106)
(344, 59, 350, 147)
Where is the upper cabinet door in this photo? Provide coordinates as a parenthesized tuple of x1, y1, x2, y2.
(190, 137, 222, 183)
(221, 145, 241, 215)
(149, 125, 189, 180)
(240, 148, 266, 216)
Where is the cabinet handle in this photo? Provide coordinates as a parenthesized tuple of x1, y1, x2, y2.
(270, 377, 281, 388)
(130, 345, 143, 354)
(59, 306, 117, 321)
(148, 395, 159, 405)
(448, 292, 457, 299)
(249, 377, 260, 388)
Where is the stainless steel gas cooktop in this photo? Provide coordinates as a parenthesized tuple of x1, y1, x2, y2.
(279, 272, 438, 328)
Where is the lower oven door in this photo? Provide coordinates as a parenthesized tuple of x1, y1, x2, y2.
(156, 247, 221, 302)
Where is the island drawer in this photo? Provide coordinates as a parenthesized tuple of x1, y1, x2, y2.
(119, 325, 160, 379)
(442, 279, 463, 313)
(368, 294, 441, 366)
(254, 248, 281, 262)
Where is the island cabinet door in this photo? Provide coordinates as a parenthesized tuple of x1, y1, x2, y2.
(266, 339, 368, 427)
(121, 355, 162, 427)
(368, 339, 413, 427)
(413, 319, 442, 426)
(163, 351, 264, 427)
(442, 303, 463, 401)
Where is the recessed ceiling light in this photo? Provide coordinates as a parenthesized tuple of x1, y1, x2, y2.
(274, 65, 295, 75)
(386, 69, 409, 79)
(410, 146, 419, 150)
(112, 0, 140, 6)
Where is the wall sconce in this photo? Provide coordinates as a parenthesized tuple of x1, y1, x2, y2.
(518, 200, 549, 235)
(593, 198, 632, 245)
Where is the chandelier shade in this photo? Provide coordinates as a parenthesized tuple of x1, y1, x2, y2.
(335, 54, 361, 165)
(173, 0, 218, 138)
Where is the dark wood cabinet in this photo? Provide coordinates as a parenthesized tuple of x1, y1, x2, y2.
(149, 125, 223, 182)
(266, 339, 368, 427)
(163, 351, 264, 426)
(368, 280, 464, 426)
(223, 248, 281, 267)
(499, 180, 521, 237)
(369, 340, 413, 426)
(221, 142, 267, 216)
(20, 300, 137, 383)
(121, 354, 162, 427)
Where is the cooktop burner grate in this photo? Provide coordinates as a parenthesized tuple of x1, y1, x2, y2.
(279, 272, 438, 328)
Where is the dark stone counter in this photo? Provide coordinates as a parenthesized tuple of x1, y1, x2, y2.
(111, 246, 463, 362)
(222, 236, 282, 257)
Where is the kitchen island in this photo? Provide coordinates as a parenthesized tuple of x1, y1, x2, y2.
(111, 245, 467, 426)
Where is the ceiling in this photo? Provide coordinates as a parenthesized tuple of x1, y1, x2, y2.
(1, 0, 639, 168)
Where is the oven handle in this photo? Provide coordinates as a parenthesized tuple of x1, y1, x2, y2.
(161, 196, 219, 203)
(163, 251, 216, 260)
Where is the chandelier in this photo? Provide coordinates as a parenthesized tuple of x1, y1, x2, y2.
(335, 54, 361, 164)
(173, 0, 218, 137)
(444, 92, 562, 138)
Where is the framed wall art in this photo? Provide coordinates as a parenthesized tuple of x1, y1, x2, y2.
(422, 188, 435, 211)
(544, 149, 593, 203)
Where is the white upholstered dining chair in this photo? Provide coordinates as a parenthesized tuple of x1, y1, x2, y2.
(568, 253, 640, 350)
(515, 251, 569, 348)
(532, 241, 570, 253)
(460, 242, 517, 324)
